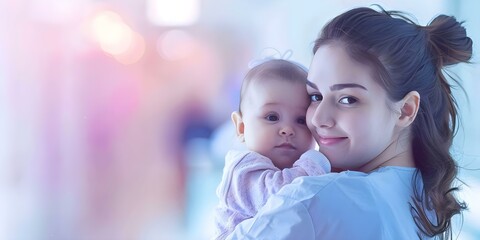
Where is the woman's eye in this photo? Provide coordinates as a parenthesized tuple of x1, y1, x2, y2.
(339, 96, 358, 104)
(265, 114, 279, 121)
(309, 94, 323, 102)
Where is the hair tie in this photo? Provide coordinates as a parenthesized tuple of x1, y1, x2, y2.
(248, 48, 294, 69)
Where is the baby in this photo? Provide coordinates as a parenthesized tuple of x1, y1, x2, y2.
(213, 59, 331, 239)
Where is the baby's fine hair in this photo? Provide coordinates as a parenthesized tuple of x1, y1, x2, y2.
(238, 59, 308, 115)
(313, 6, 472, 239)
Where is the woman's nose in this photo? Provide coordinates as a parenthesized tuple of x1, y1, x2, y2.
(309, 103, 334, 129)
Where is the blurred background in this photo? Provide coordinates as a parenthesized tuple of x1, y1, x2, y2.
(0, 0, 479, 239)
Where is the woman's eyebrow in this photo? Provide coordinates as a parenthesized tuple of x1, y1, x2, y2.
(330, 83, 367, 91)
(306, 81, 367, 91)
(306, 80, 318, 89)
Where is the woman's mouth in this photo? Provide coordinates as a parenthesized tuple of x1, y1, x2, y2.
(318, 136, 348, 146)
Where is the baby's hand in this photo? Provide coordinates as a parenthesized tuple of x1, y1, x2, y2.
(300, 150, 331, 173)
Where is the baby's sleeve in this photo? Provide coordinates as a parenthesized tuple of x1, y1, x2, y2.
(229, 150, 330, 217)
(294, 149, 331, 175)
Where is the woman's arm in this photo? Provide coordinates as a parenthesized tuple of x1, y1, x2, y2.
(226, 192, 316, 240)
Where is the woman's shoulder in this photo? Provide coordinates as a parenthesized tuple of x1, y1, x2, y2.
(268, 167, 420, 238)
(276, 166, 418, 202)
(228, 167, 422, 239)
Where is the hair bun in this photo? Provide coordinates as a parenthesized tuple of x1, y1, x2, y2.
(425, 15, 473, 66)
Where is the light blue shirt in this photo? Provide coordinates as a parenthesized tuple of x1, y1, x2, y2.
(226, 166, 431, 239)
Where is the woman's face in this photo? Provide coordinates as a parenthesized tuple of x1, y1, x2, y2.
(306, 43, 400, 171)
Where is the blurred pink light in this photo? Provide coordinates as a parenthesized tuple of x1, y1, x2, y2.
(157, 30, 196, 61)
(90, 10, 133, 55)
(86, 9, 145, 64)
(114, 31, 146, 65)
(146, 0, 200, 26)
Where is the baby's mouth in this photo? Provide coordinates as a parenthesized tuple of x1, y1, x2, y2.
(276, 143, 296, 149)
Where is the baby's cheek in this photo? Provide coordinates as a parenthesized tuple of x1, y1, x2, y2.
(301, 130, 316, 150)
(306, 137, 316, 150)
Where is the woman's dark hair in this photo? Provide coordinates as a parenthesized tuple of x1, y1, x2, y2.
(313, 6, 472, 239)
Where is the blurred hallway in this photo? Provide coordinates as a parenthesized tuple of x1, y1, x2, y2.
(0, 0, 479, 239)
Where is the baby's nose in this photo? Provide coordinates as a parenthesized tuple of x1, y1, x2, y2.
(279, 126, 294, 136)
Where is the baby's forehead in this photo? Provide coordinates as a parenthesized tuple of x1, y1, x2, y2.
(247, 75, 306, 89)
(241, 77, 309, 109)
(243, 77, 305, 98)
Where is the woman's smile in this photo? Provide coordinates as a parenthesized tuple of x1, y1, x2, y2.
(317, 136, 348, 146)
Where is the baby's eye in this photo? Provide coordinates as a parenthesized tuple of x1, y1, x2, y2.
(265, 114, 279, 121)
(297, 117, 306, 125)
(309, 94, 323, 102)
(339, 96, 358, 105)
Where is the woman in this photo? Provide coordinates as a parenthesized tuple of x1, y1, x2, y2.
(226, 6, 472, 239)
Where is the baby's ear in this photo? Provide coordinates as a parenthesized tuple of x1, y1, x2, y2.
(231, 111, 245, 142)
(397, 91, 420, 128)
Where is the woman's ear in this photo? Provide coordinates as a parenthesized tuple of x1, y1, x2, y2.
(397, 91, 420, 128)
(231, 111, 245, 142)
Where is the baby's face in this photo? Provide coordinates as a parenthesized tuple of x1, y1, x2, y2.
(240, 77, 314, 169)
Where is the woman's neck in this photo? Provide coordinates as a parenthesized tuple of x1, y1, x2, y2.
(357, 131, 416, 172)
